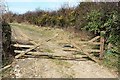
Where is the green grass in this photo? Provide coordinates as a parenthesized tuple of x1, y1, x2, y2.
(52, 59, 72, 68)
(0, 67, 13, 78)
(10, 23, 55, 38)
(43, 48, 54, 53)
(102, 52, 120, 72)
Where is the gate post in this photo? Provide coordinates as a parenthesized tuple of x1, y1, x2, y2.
(99, 31, 105, 60)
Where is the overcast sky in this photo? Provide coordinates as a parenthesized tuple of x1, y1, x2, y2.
(6, 0, 80, 14)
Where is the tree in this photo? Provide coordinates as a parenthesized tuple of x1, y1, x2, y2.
(84, 9, 120, 53)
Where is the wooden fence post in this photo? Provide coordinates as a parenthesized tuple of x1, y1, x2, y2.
(99, 31, 105, 60)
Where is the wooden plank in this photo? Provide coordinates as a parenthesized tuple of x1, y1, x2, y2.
(68, 40, 101, 63)
(15, 43, 41, 59)
(59, 41, 101, 45)
(13, 44, 34, 48)
(76, 41, 101, 45)
(23, 55, 88, 61)
(99, 31, 105, 59)
(15, 34, 59, 59)
(0, 64, 11, 72)
(63, 48, 79, 51)
(84, 49, 100, 52)
(15, 50, 39, 54)
(14, 50, 87, 60)
(15, 50, 51, 55)
(88, 36, 100, 42)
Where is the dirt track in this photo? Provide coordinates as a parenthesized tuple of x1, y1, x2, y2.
(9, 23, 117, 78)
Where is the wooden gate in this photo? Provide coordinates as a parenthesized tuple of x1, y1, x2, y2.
(0, 31, 105, 72)
(13, 31, 105, 63)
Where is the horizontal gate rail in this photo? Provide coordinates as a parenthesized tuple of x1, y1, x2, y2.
(13, 44, 34, 48)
